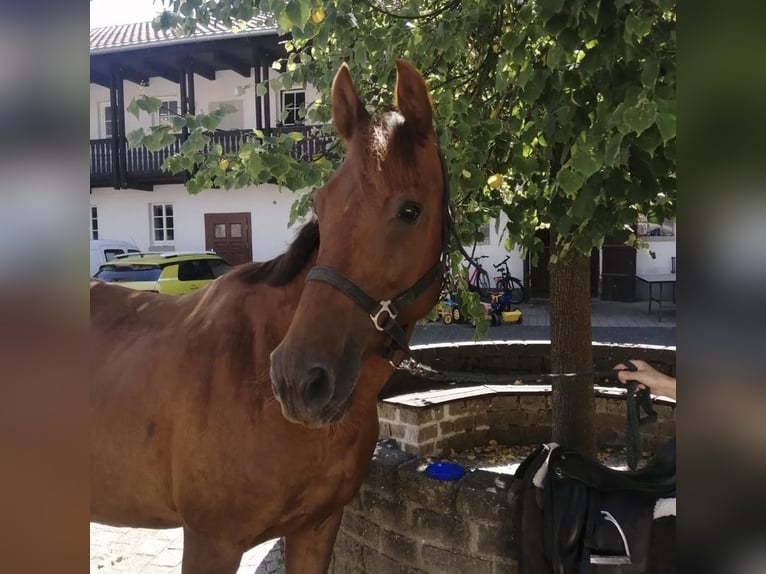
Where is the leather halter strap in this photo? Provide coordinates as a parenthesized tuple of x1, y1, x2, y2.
(306, 262, 443, 355)
(305, 149, 451, 359)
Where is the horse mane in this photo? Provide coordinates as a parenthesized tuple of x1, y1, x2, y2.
(235, 219, 319, 287)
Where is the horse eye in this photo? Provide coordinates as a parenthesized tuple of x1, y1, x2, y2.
(397, 202, 422, 223)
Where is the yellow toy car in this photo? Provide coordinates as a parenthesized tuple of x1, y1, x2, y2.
(93, 252, 233, 295)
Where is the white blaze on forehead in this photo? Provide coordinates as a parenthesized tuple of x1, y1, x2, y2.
(368, 113, 405, 171)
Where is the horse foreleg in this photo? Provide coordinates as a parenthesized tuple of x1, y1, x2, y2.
(181, 527, 244, 574)
(284, 510, 344, 574)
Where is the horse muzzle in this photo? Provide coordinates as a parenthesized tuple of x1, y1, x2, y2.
(269, 347, 359, 427)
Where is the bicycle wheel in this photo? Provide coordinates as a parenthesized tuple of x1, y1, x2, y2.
(506, 276, 525, 304)
(476, 270, 491, 299)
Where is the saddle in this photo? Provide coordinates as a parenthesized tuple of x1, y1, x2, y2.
(514, 438, 676, 574)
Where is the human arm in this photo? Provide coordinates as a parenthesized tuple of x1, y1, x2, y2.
(613, 359, 677, 400)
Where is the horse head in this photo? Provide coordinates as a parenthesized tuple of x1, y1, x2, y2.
(269, 60, 446, 427)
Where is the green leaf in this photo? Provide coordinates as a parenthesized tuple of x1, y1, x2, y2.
(126, 128, 145, 148)
(604, 133, 624, 166)
(136, 96, 162, 115)
(255, 83, 268, 97)
(501, 30, 522, 51)
(284, 0, 310, 32)
(547, 44, 564, 70)
(518, 3, 535, 25)
(623, 100, 658, 136)
(656, 112, 676, 143)
(556, 168, 586, 195)
(640, 56, 659, 87)
(570, 142, 603, 178)
(216, 103, 238, 114)
(127, 99, 141, 119)
(285, 131, 304, 142)
(539, 0, 565, 22)
(171, 116, 186, 132)
(585, 0, 601, 21)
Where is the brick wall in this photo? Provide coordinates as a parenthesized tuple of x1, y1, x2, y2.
(378, 391, 676, 456)
(330, 441, 517, 574)
(328, 342, 675, 574)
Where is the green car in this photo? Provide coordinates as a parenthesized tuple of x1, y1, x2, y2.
(93, 252, 234, 295)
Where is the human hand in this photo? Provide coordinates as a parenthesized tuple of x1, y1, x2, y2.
(613, 359, 677, 400)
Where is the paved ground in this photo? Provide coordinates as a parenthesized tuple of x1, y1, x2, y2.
(90, 299, 674, 573)
(89, 525, 283, 573)
(413, 299, 676, 347)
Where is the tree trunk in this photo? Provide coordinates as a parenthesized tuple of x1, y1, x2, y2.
(549, 253, 596, 457)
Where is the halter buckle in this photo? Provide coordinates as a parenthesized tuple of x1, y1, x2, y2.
(370, 300, 398, 331)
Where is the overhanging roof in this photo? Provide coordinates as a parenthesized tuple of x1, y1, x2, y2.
(90, 17, 283, 87)
(90, 16, 278, 55)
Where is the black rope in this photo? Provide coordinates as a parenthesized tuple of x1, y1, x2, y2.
(393, 357, 661, 468)
(624, 359, 659, 470)
(395, 357, 623, 387)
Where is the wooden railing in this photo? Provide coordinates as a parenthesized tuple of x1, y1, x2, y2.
(90, 125, 334, 186)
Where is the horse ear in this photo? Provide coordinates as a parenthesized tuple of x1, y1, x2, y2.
(394, 59, 434, 136)
(332, 62, 369, 141)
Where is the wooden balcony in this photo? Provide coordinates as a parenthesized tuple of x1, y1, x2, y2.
(90, 125, 334, 189)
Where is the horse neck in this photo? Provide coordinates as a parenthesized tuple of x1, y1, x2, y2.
(243, 253, 319, 358)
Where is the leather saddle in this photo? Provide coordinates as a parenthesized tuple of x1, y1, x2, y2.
(514, 438, 676, 574)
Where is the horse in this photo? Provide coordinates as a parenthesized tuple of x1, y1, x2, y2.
(90, 59, 449, 574)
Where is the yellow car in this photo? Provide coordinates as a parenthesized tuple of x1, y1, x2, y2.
(93, 252, 233, 295)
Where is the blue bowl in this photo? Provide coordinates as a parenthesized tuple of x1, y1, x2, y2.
(425, 462, 465, 481)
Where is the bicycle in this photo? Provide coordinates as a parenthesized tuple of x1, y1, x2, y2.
(464, 254, 491, 300)
(493, 255, 525, 304)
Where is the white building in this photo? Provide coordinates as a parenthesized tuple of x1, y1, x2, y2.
(89, 18, 674, 300)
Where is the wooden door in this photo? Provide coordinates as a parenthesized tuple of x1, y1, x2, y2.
(204, 212, 253, 265)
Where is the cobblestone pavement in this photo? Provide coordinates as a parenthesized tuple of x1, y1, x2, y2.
(89, 524, 284, 573)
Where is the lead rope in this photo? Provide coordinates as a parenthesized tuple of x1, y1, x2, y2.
(391, 357, 660, 468)
(624, 361, 658, 470)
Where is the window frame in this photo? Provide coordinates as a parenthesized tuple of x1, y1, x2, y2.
(150, 203, 175, 248)
(476, 223, 491, 246)
(155, 97, 180, 129)
(90, 205, 99, 240)
(280, 90, 306, 126)
(99, 102, 113, 139)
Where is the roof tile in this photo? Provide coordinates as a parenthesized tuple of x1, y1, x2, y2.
(90, 16, 277, 53)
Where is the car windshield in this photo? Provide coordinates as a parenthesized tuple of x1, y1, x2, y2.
(95, 265, 162, 282)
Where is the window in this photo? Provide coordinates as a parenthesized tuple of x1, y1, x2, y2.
(158, 99, 179, 127)
(100, 103, 113, 138)
(209, 259, 233, 278)
(281, 90, 306, 125)
(636, 215, 675, 238)
(94, 265, 162, 282)
(477, 223, 491, 246)
(91, 206, 99, 240)
(177, 259, 233, 281)
(150, 204, 174, 246)
(178, 260, 214, 281)
(103, 249, 125, 262)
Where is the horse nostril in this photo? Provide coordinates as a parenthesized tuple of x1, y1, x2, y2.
(301, 366, 335, 408)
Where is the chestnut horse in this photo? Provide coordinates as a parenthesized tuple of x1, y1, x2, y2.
(90, 60, 448, 573)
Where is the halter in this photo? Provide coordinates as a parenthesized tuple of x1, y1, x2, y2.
(305, 148, 452, 359)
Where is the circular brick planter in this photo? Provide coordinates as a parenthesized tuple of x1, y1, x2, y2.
(329, 342, 676, 574)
